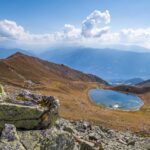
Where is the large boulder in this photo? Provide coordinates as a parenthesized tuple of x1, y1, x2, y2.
(0, 90, 59, 130)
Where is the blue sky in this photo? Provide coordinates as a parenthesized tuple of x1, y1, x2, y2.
(0, 0, 149, 32)
(0, 0, 150, 51)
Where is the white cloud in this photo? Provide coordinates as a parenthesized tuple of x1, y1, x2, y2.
(0, 19, 28, 40)
(116, 28, 150, 49)
(81, 10, 110, 38)
(63, 24, 81, 39)
(0, 20, 58, 50)
(120, 28, 150, 43)
(0, 10, 150, 50)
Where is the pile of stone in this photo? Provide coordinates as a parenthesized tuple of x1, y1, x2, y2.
(0, 118, 149, 150)
(55, 119, 150, 150)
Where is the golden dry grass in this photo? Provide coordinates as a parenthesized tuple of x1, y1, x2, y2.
(35, 80, 150, 135)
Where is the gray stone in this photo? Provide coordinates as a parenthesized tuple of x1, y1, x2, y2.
(63, 126, 75, 134)
(0, 124, 75, 150)
(0, 124, 26, 150)
(0, 91, 59, 130)
(18, 128, 75, 150)
(1, 124, 19, 141)
(88, 133, 99, 141)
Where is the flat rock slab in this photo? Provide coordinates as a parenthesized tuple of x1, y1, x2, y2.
(0, 103, 44, 120)
(0, 101, 58, 130)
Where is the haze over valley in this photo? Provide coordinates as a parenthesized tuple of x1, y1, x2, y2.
(1, 46, 150, 84)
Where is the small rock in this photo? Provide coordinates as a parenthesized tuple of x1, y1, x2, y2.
(63, 126, 76, 134)
(80, 141, 95, 150)
(143, 139, 150, 150)
(89, 133, 99, 141)
(83, 121, 92, 130)
(0, 124, 26, 150)
(1, 124, 19, 141)
(127, 139, 136, 146)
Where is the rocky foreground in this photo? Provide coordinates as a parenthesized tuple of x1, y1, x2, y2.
(0, 86, 149, 150)
(0, 118, 150, 150)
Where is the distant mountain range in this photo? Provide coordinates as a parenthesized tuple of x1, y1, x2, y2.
(124, 78, 144, 85)
(1, 46, 150, 84)
(137, 79, 150, 87)
(110, 78, 144, 86)
(39, 47, 150, 82)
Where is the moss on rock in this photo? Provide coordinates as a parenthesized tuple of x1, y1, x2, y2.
(0, 103, 44, 120)
(16, 95, 29, 101)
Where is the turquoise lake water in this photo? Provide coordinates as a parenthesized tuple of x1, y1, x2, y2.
(88, 89, 144, 111)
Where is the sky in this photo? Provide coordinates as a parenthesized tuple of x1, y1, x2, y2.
(0, 0, 150, 51)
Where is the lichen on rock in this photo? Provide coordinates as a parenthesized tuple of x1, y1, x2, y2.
(0, 124, 75, 150)
(0, 84, 6, 102)
(0, 124, 26, 150)
(0, 90, 59, 130)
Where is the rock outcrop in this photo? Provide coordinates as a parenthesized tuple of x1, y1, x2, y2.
(0, 124, 26, 150)
(0, 89, 59, 130)
(0, 124, 75, 150)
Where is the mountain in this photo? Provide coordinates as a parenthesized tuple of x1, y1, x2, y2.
(40, 47, 150, 81)
(0, 52, 107, 87)
(1, 46, 150, 83)
(137, 79, 150, 87)
(123, 78, 144, 85)
(0, 48, 32, 59)
(110, 78, 144, 86)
